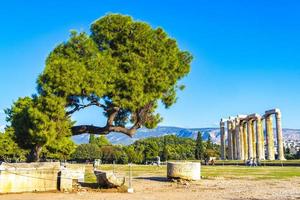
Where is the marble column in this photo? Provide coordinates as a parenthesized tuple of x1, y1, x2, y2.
(247, 120, 253, 159)
(251, 121, 256, 158)
(265, 115, 275, 160)
(260, 119, 265, 160)
(243, 122, 248, 160)
(232, 127, 237, 160)
(256, 117, 263, 160)
(275, 112, 285, 160)
(220, 120, 226, 160)
(235, 119, 241, 160)
(227, 121, 233, 160)
(239, 123, 244, 160)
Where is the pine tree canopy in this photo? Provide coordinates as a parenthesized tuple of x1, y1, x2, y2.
(37, 14, 192, 137)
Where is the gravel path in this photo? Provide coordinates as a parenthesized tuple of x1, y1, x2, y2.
(0, 177, 299, 200)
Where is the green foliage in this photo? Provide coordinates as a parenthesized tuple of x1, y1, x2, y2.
(131, 135, 196, 162)
(89, 134, 95, 144)
(37, 14, 192, 134)
(5, 96, 73, 161)
(206, 134, 213, 150)
(195, 131, 204, 160)
(203, 134, 220, 159)
(100, 145, 128, 164)
(72, 143, 101, 160)
(3, 14, 192, 161)
(161, 136, 169, 161)
(123, 145, 143, 163)
(43, 136, 76, 160)
(284, 147, 300, 160)
(70, 134, 222, 164)
(0, 128, 28, 162)
(90, 135, 111, 148)
(0, 13, 193, 164)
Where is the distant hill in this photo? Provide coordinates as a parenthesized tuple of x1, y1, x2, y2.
(72, 126, 300, 145)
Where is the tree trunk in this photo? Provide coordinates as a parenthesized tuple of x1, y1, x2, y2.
(30, 145, 42, 162)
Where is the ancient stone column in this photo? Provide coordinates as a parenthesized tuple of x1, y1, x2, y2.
(251, 121, 256, 158)
(235, 119, 241, 160)
(256, 117, 263, 160)
(260, 119, 265, 160)
(227, 121, 233, 160)
(275, 112, 285, 160)
(265, 115, 275, 160)
(243, 122, 248, 160)
(239, 123, 244, 160)
(247, 120, 253, 159)
(220, 120, 226, 160)
(232, 127, 237, 160)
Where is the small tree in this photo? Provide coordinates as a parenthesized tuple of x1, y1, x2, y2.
(161, 136, 169, 161)
(5, 96, 72, 161)
(206, 134, 213, 150)
(195, 131, 204, 160)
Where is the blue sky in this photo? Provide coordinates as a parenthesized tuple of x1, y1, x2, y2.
(0, 0, 300, 130)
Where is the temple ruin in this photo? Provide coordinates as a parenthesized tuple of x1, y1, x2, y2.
(220, 108, 285, 160)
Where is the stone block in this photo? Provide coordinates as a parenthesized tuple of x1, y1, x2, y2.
(0, 162, 60, 193)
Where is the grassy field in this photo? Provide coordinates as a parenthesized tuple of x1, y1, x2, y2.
(83, 164, 300, 183)
(210, 159, 300, 166)
(166, 159, 300, 166)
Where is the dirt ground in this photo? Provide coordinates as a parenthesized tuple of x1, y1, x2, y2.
(1, 176, 299, 200)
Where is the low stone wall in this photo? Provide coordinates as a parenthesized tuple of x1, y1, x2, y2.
(167, 162, 201, 180)
(0, 162, 60, 193)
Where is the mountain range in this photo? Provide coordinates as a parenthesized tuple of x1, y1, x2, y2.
(72, 126, 300, 145)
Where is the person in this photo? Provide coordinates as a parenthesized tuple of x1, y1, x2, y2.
(211, 159, 215, 165)
(249, 157, 253, 167)
(253, 157, 257, 167)
(204, 158, 208, 165)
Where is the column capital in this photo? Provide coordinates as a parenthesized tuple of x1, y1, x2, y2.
(275, 111, 282, 118)
(265, 108, 281, 116)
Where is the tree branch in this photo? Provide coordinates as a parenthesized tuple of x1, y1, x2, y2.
(71, 102, 154, 137)
(66, 101, 106, 115)
(107, 107, 120, 126)
(71, 125, 109, 135)
(71, 124, 137, 137)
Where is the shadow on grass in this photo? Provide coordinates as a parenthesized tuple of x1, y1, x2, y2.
(135, 176, 170, 182)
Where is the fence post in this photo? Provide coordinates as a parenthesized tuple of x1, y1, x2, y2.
(128, 163, 134, 193)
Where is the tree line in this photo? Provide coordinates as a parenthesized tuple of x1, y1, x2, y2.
(63, 132, 221, 163)
(0, 130, 220, 163)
